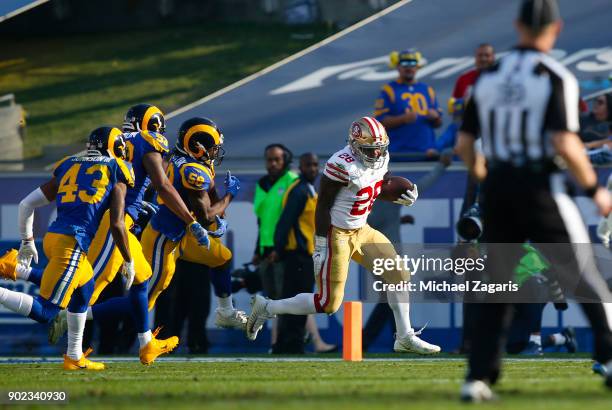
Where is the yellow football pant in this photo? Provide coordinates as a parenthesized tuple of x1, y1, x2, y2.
(141, 224, 232, 311)
(39, 233, 93, 309)
(87, 211, 152, 305)
(313, 224, 409, 314)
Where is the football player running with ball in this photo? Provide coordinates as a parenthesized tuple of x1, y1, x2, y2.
(247, 116, 440, 354)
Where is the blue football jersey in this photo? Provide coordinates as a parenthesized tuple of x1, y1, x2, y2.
(48, 154, 135, 252)
(151, 152, 214, 241)
(122, 131, 169, 220)
(374, 80, 442, 155)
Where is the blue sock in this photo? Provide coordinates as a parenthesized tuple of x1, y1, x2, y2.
(91, 296, 131, 323)
(129, 281, 149, 333)
(28, 296, 60, 323)
(28, 267, 43, 287)
(211, 265, 231, 298)
(68, 279, 93, 313)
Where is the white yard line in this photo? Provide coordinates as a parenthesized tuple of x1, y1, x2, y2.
(0, 356, 592, 364)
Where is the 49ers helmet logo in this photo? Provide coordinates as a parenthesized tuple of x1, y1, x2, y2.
(351, 122, 362, 139)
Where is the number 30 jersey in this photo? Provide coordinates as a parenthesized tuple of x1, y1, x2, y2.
(48, 154, 135, 252)
(323, 145, 389, 230)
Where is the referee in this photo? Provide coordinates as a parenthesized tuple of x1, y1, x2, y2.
(456, 0, 612, 401)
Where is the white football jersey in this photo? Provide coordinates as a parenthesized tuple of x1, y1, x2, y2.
(323, 145, 389, 230)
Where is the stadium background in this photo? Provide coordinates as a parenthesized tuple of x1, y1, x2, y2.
(0, 0, 610, 355)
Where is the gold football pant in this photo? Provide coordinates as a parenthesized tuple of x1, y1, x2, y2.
(141, 224, 232, 311)
(87, 211, 152, 305)
(39, 233, 93, 309)
(313, 224, 409, 314)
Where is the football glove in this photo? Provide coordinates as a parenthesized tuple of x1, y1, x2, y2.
(393, 184, 418, 207)
(224, 170, 240, 198)
(18, 239, 38, 267)
(121, 260, 136, 291)
(208, 215, 228, 238)
(313, 235, 327, 277)
(188, 221, 210, 249)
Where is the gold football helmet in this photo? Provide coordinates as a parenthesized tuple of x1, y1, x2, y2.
(347, 116, 389, 169)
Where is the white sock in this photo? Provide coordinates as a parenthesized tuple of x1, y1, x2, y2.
(66, 311, 87, 360)
(529, 334, 542, 346)
(217, 295, 233, 310)
(86, 306, 93, 320)
(267, 293, 316, 315)
(138, 330, 152, 348)
(551, 333, 566, 346)
(387, 290, 413, 337)
(15, 265, 32, 281)
(0, 287, 33, 316)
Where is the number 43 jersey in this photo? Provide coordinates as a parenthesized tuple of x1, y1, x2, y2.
(49, 154, 135, 252)
(323, 145, 389, 230)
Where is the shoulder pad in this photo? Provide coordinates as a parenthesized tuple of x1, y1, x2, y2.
(324, 148, 357, 183)
(179, 162, 212, 191)
(51, 156, 73, 174)
(140, 131, 169, 154)
(114, 158, 135, 188)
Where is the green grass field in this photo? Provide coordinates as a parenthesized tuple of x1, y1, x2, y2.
(0, 357, 610, 409)
(0, 24, 331, 157)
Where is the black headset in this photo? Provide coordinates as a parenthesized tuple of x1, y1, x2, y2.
(264, 143, 293, 170)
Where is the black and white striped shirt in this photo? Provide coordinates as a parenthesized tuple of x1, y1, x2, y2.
(461, 46, 579, 170)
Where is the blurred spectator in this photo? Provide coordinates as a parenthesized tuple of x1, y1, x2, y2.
(253, 144, 298, 346)
(272, 153, 334, 353)
(374, 48, 443, 160)
(253, 144, 298, 299)
(435, 97, 465, 153)
(597, 173, 612, 248)
(452, 43, 495, 100)
(580, 93, 612, 143)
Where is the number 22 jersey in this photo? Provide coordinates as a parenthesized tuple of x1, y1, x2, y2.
(323, 145, 389, 230)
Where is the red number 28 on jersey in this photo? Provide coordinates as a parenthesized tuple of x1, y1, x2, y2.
(350, 180, 383, 216)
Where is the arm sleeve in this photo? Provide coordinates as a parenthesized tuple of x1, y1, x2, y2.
(459, 96, 480, 137)
(274, 186, 307, 253)
(19, 187, 51, 239)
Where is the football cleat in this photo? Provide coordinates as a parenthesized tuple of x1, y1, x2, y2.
(593, 362, 607, 376)
(0, 249, 18, 281)
(562, 327, 578, 353)
(246, 295, 275, 341)
(394, 331, 441, 355)
(518, 341, 543, 356)
(139, 327, 179, 365)
(215, 307, 247, 331)
(460, 380, 495, 403)
(63, 347, 105, 371)
(48, 310, 67, 345)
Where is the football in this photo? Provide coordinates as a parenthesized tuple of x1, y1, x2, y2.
(378, 176, 414, 202)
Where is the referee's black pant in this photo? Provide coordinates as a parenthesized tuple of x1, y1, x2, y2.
(273, 251, 315, 354)
(467, 168, 612, 383)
